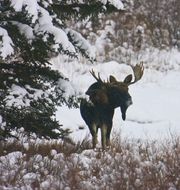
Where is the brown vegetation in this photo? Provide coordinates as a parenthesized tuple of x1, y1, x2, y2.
(0, 135, 180, 189)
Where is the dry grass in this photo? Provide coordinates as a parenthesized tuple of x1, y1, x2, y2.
(0, 136, 180, 190)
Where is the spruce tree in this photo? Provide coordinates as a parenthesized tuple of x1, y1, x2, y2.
(0, 0, 123, 139)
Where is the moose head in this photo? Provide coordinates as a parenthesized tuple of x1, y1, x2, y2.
(80, 63, 144, 149)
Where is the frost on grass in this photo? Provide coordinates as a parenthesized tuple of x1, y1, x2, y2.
(0, 137, 180, 190)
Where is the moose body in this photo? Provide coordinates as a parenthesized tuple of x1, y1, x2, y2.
(80, 99, 115, 149)
(80, 63, 144, 149)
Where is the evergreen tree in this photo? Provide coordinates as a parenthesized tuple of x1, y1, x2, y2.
(0, 0, 123, 139)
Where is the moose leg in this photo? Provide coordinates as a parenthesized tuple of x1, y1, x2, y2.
(101, 124, 107, 150)
(106, 125, 112, 147)
(90, 124, 98, 149)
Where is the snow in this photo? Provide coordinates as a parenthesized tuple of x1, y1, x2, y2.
(35, 7, 76, 54)
(50, 149, 57, 157)
(5, 84, 30, 107)
(99, 0, 124, 10)
(0, 151, 23, 166)
(57, 78, 76, 100)
(41, 180, 50, 189)
(1, 0, 84, 59)
(0, 27, 14, 59)
(136, 25, 144, 34)
(4, 84, 49, 108)
(3, 1, 180, 189)
(51, 50, 180, 142)
(0, 143, 178, 189)
(10, 0, 39, 23)
(108, 0, 124, 10)
(66, 29, 96, 61)
(0, 115, 2, 124)
(12, 22, 34, 40)
(23, 172, 37, 183)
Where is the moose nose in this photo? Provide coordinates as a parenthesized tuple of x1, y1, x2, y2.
(120, 98, 133, 120)
(126, 99, 133, 107)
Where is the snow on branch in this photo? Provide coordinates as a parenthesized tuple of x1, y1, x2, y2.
(5, 0, 123, 60)
(53, 0, 124, 10)
(5, 84, 51, 108)
(11, 22, 34, 41)
(108, 0, 124, 10)
(99, 0, 124, 10)
(35, 7, 77, 56)
(66, 29, 96, 61)
(9, 1, 78, 57)
(0, 27, 14, 59)
(10, 0, 39, 23)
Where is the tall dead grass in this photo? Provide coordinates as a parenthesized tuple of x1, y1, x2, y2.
(0, 136, 179, 190)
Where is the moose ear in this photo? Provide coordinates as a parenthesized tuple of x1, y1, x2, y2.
(109, 75, 117, 83)
(123, 74, 133, 84)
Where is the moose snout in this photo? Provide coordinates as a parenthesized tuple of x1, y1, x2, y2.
(120, 98, 133, 121)
(126, 99, 133, 107)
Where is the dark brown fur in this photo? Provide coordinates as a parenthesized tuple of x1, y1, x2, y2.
(80, 63, 144, 149)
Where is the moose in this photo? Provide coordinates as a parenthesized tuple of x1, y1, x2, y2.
(80, 63, 144, 149)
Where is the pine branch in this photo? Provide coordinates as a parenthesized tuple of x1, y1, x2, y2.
(52, 2, 124, 21)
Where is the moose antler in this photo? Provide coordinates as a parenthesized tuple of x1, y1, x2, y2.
(129, 62, 144, 85)
(90, 69, 104, 83)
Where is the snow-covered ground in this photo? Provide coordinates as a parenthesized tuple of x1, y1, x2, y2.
(1, 50, 180, 190)
(52, 51, 180, 143)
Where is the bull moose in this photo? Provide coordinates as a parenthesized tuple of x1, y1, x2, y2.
(80, 63, 144, 149)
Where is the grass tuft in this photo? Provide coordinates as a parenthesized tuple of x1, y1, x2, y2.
(0, 136, 180, 189)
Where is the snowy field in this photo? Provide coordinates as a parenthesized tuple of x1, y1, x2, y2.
(52, 49, 180, 143)
(1, 50, 180, 190)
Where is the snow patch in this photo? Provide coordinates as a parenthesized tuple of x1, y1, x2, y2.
(0, 27, 14, 59)
(35, 7, 76, 54)
(52, 55, 180, 141)
(10, 0, 39, 23)
(12, 22, 34, 41)
(108, 0, 124, 10)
